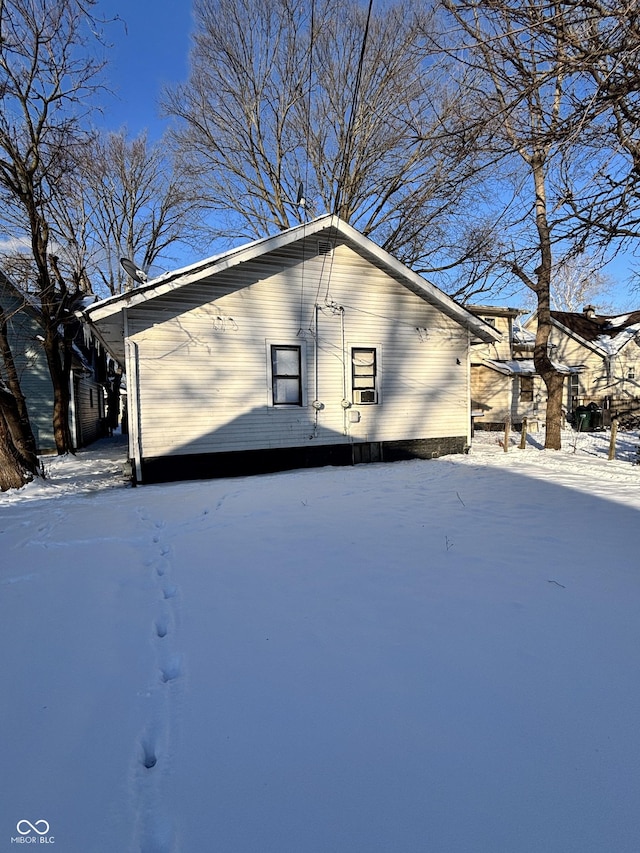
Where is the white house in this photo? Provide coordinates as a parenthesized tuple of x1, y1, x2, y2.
(83, 215, 499, 483)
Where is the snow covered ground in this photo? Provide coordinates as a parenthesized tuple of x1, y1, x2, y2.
(1, 429, 640, 853)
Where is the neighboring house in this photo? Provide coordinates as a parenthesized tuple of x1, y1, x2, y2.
(83, 215, 500, 484)
(524, 305, 640, 425)
(467, 304, 575, 430)
(0, 269, 107, 452)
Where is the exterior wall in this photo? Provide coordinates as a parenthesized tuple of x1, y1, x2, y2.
(1, 280, 106, 453)
(471, 365, 512, 425)
(548, 325, 604, 409)
(612, 349, 640, 407)
(526, 316, 640, 413)
(471, 366, 546, 428)
(470, 308, 546, 428)
(0, 287, 56, 452)
(71, 372, 105, 448)
(474, 312, 513, 361)
(125, 241, 471, 470)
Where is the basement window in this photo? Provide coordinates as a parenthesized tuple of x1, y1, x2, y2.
(271, 345, 302, 406)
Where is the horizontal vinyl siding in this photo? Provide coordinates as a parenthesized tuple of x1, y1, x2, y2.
(129, 242, 470, 459)
(471, 366, 512, 423)
(1, 295, 55, 452)
(73, 374, 104, 447)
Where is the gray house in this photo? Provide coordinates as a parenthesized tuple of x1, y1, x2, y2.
(0, 269, 106, 452)
(84, 215, 499, 483)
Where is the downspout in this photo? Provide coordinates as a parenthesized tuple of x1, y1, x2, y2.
(123, 308, 143, 483)
(313, 304, 320, 436)
(340, 306, 349, 436)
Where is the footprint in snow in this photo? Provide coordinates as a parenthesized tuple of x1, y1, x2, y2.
(140, 738, 158, 770)
(159, 655, 182, 684)
(154, 617, 169, 639)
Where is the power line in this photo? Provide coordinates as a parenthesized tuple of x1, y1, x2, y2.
(333, 0, 374, 220)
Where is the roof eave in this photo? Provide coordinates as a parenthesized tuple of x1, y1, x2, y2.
(85, 214, 502, 343)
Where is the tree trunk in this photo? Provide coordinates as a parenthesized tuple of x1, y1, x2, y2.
(43, 329, 74, 455)
(0, 409, 31, 491)
(531, 153, 564, 450)
(0, 385, 41, 490)
(0, 382, 41, 474)
(534, 298, 565, 450)
(540, 369, 565, 450)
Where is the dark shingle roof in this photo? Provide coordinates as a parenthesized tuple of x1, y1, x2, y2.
(551, 310, 640, 343)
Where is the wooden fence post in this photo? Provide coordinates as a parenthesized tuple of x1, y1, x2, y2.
(608, 418, 618, 461)
(504, 418, 510, 452)
(519, 417, 527, 450)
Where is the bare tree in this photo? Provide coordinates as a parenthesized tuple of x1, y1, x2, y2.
(0, 0, 104, 456)
(541, 2, 640, 258)
(163, 0, 493, 282)
(517, 256, 617, 314)
(550, 257, 616, 313)
(50, 130, 206, 297)
(439, 0, 606, 449)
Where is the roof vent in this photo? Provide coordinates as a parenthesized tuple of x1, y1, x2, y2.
(583, 304, 596, 319)
(318, 240, 334, 256)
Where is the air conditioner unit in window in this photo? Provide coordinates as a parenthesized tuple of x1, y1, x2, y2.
(354, 389, 377, 404)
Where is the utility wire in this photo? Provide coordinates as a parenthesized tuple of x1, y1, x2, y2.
(297, 0, 316, 334)
(333, 0, 374, 219)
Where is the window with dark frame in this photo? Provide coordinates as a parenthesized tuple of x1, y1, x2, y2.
(271, 345, 302, 406)
(352, 347, 378, 403)
(569, 373, 579, 406)
(520, 375, 534, 402)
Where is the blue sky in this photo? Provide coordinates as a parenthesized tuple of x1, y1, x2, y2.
(95, 0, 194, 140)
(89, 1, 637, 308)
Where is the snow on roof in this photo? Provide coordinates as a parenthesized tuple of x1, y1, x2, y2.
(552, 309, 640, 356)
(480, 357, 575, 375)
(512, 325, 535, 345)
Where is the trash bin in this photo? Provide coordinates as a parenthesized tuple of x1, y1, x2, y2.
(575, 405, 591, 431)
(588, 401, 604, 430)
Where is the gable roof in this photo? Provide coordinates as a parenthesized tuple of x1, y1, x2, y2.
(83, 215, 501, 361)
(551, 309, 640, 357)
